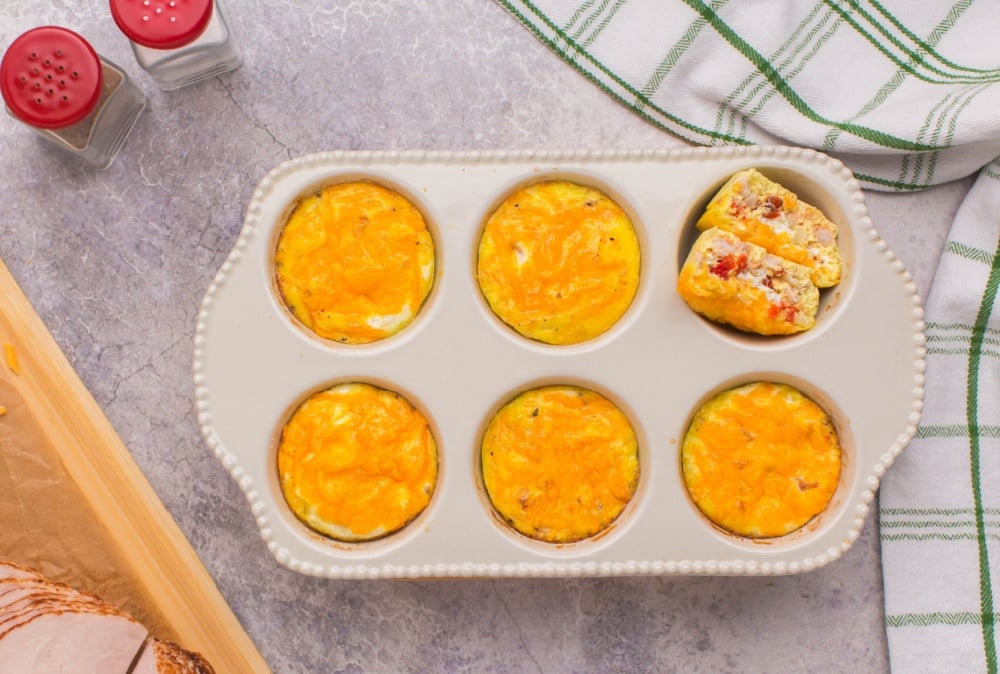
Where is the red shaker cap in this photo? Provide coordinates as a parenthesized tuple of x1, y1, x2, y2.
(0, 26, 103, 130)
(110, 0, 214, 50)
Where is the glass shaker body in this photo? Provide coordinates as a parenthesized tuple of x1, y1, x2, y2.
(0, 26, 146, 170)
(111, 0, 240, 91)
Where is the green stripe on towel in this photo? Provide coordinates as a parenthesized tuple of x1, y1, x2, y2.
(887, 612, 998, 628)
(966, 220, 1000, 671)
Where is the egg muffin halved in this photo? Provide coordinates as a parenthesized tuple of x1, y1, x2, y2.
(477, 181, 640, 345)
(481, 385, 640, 543)
(677, 227, 818, 335)
(697, 168, 842, 288)
(681, 382, 842, 539)
(274, 181, 435, 344)
(277, 382, 437, 542)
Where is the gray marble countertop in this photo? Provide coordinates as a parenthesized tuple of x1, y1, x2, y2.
(0, 2, 975, 673)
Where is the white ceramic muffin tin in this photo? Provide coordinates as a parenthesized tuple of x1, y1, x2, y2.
(194, 147, 925, 579)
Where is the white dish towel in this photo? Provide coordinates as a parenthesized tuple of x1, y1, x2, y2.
(498, 1, 1000, 670)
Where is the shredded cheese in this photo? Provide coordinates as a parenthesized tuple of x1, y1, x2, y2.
(4, 344, 19, 375)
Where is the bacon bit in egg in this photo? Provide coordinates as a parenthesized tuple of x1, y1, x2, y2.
(709, 253, 748, 279)
(796, 478, 820, 491)
(4, 344, 19, 375)
(767, 301, 799, 323)
(762, 195, 784, 219)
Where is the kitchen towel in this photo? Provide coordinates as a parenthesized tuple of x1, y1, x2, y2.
(497, 1, 1000, 671)
(497, 0, 1000, 191)
(879, 161, 1000, 673)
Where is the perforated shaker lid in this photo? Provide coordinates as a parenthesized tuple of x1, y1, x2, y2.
(0, 26, 103, 130)
(109, 0, 214, 50)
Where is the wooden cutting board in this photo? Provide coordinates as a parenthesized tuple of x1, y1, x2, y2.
(0, 257, 270, 673)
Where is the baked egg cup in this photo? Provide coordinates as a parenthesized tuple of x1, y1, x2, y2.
(681, 381, 842, 539)
(277, 382, 438, 542)
(481, 385, 640, 544)
(477, 180, 640, 345)
(274, 181, 435, 345)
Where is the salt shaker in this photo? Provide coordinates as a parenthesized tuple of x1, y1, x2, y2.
(109, 0, 240, 91)
(0, 26, 146, 170)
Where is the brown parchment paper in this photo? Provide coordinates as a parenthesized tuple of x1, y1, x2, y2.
(0, 373, 177, 641)
(0, 257, 269, 672)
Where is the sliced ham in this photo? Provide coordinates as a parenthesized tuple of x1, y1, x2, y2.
(0, 561, 216, 674)
(0, 609, 148, 674)
(0, 561, 42, 581)
(0, 577, 104, 610)
(1, 596, 126, 636)
(0, 579, 111, 632)
(132, 638, 217, 674)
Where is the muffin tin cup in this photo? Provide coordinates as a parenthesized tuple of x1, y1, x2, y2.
(473, 377, 650, 556)
(194, 147, 925, 579)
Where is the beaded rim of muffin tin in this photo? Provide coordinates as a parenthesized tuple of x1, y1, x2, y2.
(193, 146, 926, 578)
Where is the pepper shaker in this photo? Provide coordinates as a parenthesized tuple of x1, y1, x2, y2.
(0, 26, 146, 170)
(109, 0, 240, 91)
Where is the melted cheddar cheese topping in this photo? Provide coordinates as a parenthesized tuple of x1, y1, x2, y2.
(274, 182, 435, 344)
(481, 386, 639, 543)
(477, 181, 640, 345)
(277, 383, 437, 541)
(681, 382, 841, 538)
(3, 344, 19, 375)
